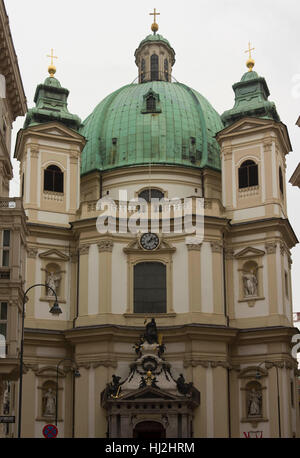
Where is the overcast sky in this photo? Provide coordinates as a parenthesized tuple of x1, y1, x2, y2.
(5, 0, 300, 313)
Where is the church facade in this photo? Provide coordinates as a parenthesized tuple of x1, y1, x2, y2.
(2, 15, 300, 438)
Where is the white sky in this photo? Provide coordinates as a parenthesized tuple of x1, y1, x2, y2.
(5, 0, 300, 312)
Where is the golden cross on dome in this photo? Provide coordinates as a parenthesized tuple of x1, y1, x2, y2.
(245, 42, 255, 60)
(150, 8, 160, 33)
(47, 48, 58, 66)
(47, 48, 58, 77)
(150, 8, 160, 23)
(244, 42, 255, 72)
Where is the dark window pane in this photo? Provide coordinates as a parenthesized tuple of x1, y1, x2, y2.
(44, 166, 64, 193)
(164, 59, 168, 81)
(44, 169, 54, 191)
(3, 230, 10, 247)
(134, 262, 166, 313)
(146, 95, 156, 112)
(138, 189, 164, 202)
(238, 160, 258, 188)
(248, 164, 258, 186)
(141, 59, 145, 83)
(54, 170, 64, 193)
(279, 167, 284, 195)
(151, 54, 159, 81)
(2, 250, 9, 267)
(238, 166, 248, 188)
(0, 303, 7, 320)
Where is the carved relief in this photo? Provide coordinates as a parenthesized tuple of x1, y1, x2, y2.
(265, 242, 277, 254)
(97, 240, 114, 253)
(210, 241, 223, 253)
(79, 245, 90, 255)
(27, 247, 38, 259)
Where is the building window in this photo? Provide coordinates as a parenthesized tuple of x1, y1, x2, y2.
(1, 230, 10, 267)
(134, 262, 166, 313)
(279, 167, 284, 195)
(44, 165, 64, 193)
(141, 58, 145, 83)
(285, 271, 289, 298)
(146, 95, 156, 112)
(0, 302, 7, 358)
(164, 59, 169, 81)
(238, 160, 258, 189)
(138, 189, 164, 203)
(150, 54, 159, 81)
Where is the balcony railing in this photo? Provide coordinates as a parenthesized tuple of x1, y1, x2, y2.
(0, 268, 10, 280)
(0, 197, 22, 209)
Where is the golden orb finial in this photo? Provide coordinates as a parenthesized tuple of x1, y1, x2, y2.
(47, 49, 58, 78)
(150, 8, 160, 34)
(245, 42, 255, 72)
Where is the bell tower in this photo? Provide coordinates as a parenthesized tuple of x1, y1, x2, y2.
(135, 9, 175, 83)
(14, 57, 86, 226)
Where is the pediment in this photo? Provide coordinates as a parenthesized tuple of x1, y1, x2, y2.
(238, 366, 268, 379)
(234, 246, 265, 259)
(217, 117, 292, 153)
(220, 118, 272, 137)
(121, 386, 179, 401)
(123, 236, 176, 254)
(39, 249, 70, 261)
(35, 366, 65, 377)
(28, 122, 84, 140)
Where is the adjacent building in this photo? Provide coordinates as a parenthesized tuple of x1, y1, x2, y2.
(0, 0, 27, 438)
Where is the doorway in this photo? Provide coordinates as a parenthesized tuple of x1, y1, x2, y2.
(133, 421, 166, 439)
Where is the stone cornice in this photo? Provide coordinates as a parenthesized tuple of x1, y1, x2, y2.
(0, 1, 27, 119)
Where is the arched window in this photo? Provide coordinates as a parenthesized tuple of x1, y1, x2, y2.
(138, 189, 164, 203)
(164, 59, 169, 81)
(150, 54, 159, 81)
(134, 262, 166, 313)
(279, 166, 284, 195)
(141, 59, 145, 83)
(44, 165, 64, 193)
(238, 160, 258, 189)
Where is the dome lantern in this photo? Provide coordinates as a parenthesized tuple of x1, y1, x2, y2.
(134, 10, 175, 83)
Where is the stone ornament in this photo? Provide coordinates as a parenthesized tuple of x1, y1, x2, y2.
(242, 269, 258, 297)
(97, 240, 114, 252)
(247, 388, 262, 417)
(210, 241, 223, 253)
(27, 247, 38, 259)
(45, 270, 62, 297)
(43, 388, 56, 417)
(79, 245, 90, 255)
(265, 242, 277, 254)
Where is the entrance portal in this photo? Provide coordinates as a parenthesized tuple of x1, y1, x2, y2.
(133, 421, 166, 439)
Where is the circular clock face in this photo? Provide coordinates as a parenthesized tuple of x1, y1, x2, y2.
(140, 232, 160, 251)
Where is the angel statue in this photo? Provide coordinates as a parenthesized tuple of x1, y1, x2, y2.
(45, 270, 61, 297)
(242, 268, 258, 297)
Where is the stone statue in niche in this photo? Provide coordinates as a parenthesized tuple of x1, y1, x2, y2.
(45, 270, 61, 297)
(242, 269, 258, 297)
(247, 388, 262, 417)
(43, 388, 56, 416)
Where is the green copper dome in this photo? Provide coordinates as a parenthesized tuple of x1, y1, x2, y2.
(80, 81, 224, 175)
(137, 34, 174, 52)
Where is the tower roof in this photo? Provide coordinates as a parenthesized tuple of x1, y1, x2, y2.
(23, 74, 81, 131)
(221, 68, 280, 127)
